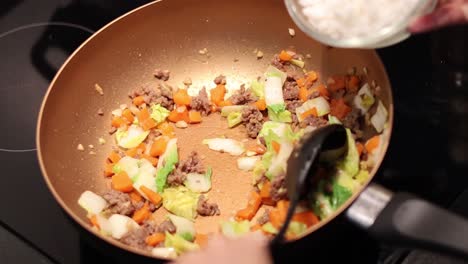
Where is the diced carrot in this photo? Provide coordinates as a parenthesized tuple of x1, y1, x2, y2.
(188, 111, 202, 124)
(210, 84, 226, 106)
(150, 137, 168, 157)
(251, 224, 262, 232)
(173, 89, 192, 106)
(137, 107, 150, 122)
(140, 186, 162, 205)
(300, 107, 318, 120)
(299, 86, 309, 102)
(108, 151, 121, 163)
(346, 75, 361, 93)
(111, 171, 134, 192)
(210, 104, 218, 113)
(146, 233, 165, 247)
(132, 96, 146, 106)
(129, 190, 143, 203)
(157, 122, 175, 137)
(104, 163, 114, 177)
(132, 202, 151, 224)
(122, 109, 134, 124)
(292, 211, 319, 227)
(365, 135, 381, 154)
(111, 116, 126, 128)
(141, 118, 157, 131)
(330, 98, 352, 119)
(312, 84, 330, 98)
(356, 142, 364, 157)
(260, 181, 271, 198)
(296, 78, 306, 88)
(271, 141, 281, 154)
(279, 50, 293, 61)
(306, 71, 318, 83)
(194, 233, 209, 247)
(269, 209, 283, 229)
(219, 100, 233, 107)
(125, 147, 139, 157)
(327, 76, 346, 92)
(247, 144, 267, 155)
(90, 215, 99, 229)
(137, 143, 146, 152)
(236, 191, 262, 220)
(277, 200, 289, 220)
(254, 99, 267, 111)
(168, 106, 190, 123)
(142, 154, 158, 166)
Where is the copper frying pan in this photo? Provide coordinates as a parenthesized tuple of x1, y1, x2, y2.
(36, 0, 468, 261)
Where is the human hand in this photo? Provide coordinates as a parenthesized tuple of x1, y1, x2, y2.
(409, 0, 468, 33)
(171, 234, 272, 264)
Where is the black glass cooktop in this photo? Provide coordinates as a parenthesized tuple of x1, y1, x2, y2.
(0, 1, 467, 264)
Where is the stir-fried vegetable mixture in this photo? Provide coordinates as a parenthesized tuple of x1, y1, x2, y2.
(78, 49, 388, 258)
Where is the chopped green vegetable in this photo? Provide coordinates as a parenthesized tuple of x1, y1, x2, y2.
(227, 112, 243, 128)
(261, 222, 278, 234)
(221, 105, 246, 117)
(287, 221, 307, 237)
(164, 233, 199, 255)
(221, 220, 250, 238)
(251, 79, 265, 98)
(115, 125, 150, 149)
(264, 65, 287, 85)
(290, 59, 305, 68)
(162, 187, 200, 220)
(112, 164, 122, 174)
(337, 129, 359, 178)
(184, 167, 212, 193)
(167, 214, 195, 241)
(150, 104, 170, 124)
(354, 170, 369, 185)
(328, 115, 341, 124)
(330, 182, 352, 209)
(156, 138, 178, 192)
(267, 104, 292, 123)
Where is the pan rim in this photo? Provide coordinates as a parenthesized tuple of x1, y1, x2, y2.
(36, 0, 394, 260)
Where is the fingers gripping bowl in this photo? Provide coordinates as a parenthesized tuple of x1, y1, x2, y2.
(36, 0, 393, 260)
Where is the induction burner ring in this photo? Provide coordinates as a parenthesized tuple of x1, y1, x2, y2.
(0, 22, 94, 152)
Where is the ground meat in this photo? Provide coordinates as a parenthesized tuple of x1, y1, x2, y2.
(129, 84, 174, 110)
(157, 219, 176, 234)
(190, 87, 211, 115)
(228, 85, 256, 105)
(257, 210, 270, 225)
(102, 190, 136, 216)
(168, 151, 204, 186)
(197, 195, 220, 216)
(330, 89, 345, 100)
(342, 107, 363, 138)
(300, 116, 328, 129)
(241, 106, 264, 138)
(154, 69, 170, 81)
(285, 100, 302, 113)
(133, 201, 158, 212)
(214, 75, 226, 85)
(283, 81, 300, 101)
(270, 174, 287, 202)
(271, 54, 286, 70)
(120, 221, 158, 251)
(144, 130, 162, 145)
(97, 108, 104, 116)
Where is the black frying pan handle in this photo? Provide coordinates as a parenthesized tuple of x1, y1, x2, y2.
(346, 184, 468, 260)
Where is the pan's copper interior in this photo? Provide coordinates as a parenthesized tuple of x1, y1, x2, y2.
(37, 0, 393, 259)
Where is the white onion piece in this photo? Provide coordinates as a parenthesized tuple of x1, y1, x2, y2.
(108, 214, 139, 239)
(264, 76, 285, 106)
(370, 101, 388, 133)
(296, 97, 330, 121)
(168, 214, 196, 237)
(202, 138, 244, 156)
(116, 125, 150, 149)
(353, 83, 375, 114)
(111, 108, 123, 117)
(237, 156, 261, 171)
(152, 247, 177, 259)
(184, 173, 211, 193)
(78, 191, 107, 215)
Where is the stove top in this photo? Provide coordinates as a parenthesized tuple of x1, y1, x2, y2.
(0, 1, 467, 264)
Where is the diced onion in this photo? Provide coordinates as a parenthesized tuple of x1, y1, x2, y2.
(78, 191, 107, 215)
(370, 101, 388, 133)
(237, 156, 261, 171)
(202, 138, 245, 156)
(296, 97, 330, 121)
